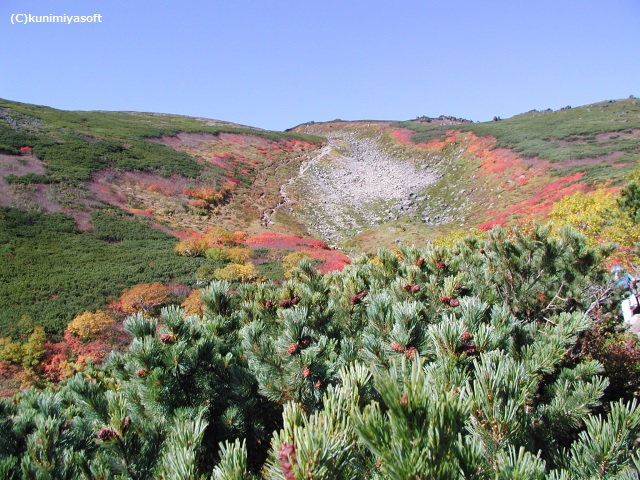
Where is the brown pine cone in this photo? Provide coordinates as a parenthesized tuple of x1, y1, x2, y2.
(459, 331, 472, 343)
(160, 333, 177, 344)
(405, 346, 418, 359)
(97, 427, 119, 441)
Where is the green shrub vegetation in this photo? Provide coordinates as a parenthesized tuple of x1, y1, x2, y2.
(0, 99, 323, 182)
(396, 98, 640, 183)
(0, 207, 205, 337)
(1, 224, 639, 478)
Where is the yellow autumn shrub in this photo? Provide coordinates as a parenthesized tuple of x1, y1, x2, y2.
(214, 263, 259, 282)
(225, 246, 253, 264)
(282, 251, 312, 277)
(175, 237, 208, 257)
(67, 310, 114, 340)
(181, 289, 204, 316)
(549, 188, 640, 248)
(204, 226, 235, 245)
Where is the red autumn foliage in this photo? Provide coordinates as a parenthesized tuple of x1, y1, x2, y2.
(243, 233, 350, 273)
(40, 328, 118, 382)
(390, 129, 415, 145)
(477, 172, 587, 230)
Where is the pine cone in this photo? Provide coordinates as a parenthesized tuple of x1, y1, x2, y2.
(302, 366, 311, 378)
(135, 368, 148, 378)
(416, 257, 425, 267)
(350, 290, 369, 305)
(278, 442, 297, 480)
(314, 380, 322, 389)
(291, 296, 300, 305)
(449, 298, 460, 307)
(462, 344, 477, 355)
(400, 393, 409, 407)
(279, 299, 293, 308)
(403, 283, 412, 292)
(264, 300, 273, 309)
(435, 260, 446, 269)
(97, 427, 119, 441)
(160, 333, 177, 344)
(287, 343, 300, 355)
(405, 346, 418, 359)
(410, 284, 420, 294)
(390, 341, 405, 353)
(459, 331, 472, 343)
(440, 296, 451, 304)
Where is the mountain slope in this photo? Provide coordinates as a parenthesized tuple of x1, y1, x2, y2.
(0, 97, 639, 333)
(285, 98, 640, 252)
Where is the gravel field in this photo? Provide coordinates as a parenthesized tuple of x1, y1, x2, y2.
(275, 131, 438, 241)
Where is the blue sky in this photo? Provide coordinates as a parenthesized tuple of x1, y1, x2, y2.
(1, 0, 638, 131)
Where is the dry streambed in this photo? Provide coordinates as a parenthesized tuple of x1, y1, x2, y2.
(280, 131, 439, 242)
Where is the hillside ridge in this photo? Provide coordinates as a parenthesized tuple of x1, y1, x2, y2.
(1, 97, 639, 330)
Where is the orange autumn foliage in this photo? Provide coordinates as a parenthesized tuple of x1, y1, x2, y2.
(119, 282, 171, 314)
(181, 289, 204, 316)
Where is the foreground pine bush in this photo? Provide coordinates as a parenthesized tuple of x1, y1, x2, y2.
(1, 224, 639, 479)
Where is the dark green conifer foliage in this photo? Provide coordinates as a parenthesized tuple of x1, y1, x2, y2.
(618, 180, 640, 223)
